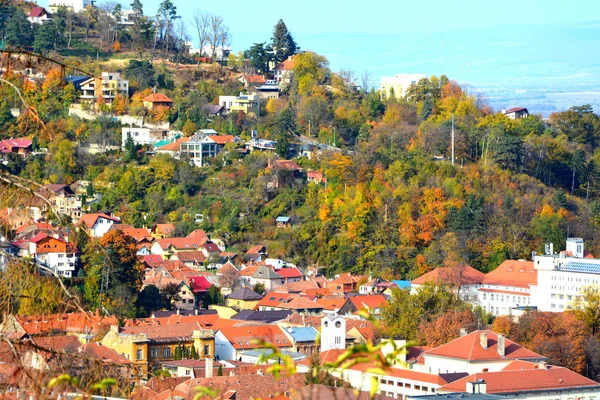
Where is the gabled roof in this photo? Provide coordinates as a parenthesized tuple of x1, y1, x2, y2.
(253, 265, 283, 280)
(275, 56, 296, 71)
(202, 104, 226, 115)
(152, 223, 176, 235)
(218, 324, 291, 349)
(317, 297, 347, 311)
(231, 310, 292, 323)
(504, 107, 528, 114)
(79, 213, 120, 228)
(411, 265, 485, 286)
(243, 75, 267, 84)
(44, 184, 75, 196)
(143, 93, 174, 103)
(156, 137, 189, 152)
(483, 260, 537, 288)
(256, 292, 293, 308)
(155, 237, 204, 251)
(247, 245, 267, 255)
(174, 250, 206, 263)
(29, 7, 48, 17)
(269, 159, 302, 171)
(186, 276, 212, 293)
(228, 287, 263, 301)
(207, 135, 236, 145)
(348, 294, 388, 310)
(187, 229, 209, 242)
(424, 330, 543, 361)
(201, 242, 221, 253)
(276, 296, 322, 311)
(217, 261, 238, 276)
(277, 267, 303, 279)
(80, 342, 132, 365)
(439, 361, 599, 394)
(121, 322, 211, 342)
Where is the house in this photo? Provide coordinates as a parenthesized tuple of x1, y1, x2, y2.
(186, 276, 213, 306)
(283, 326, 319, 356)
(218, 92, 261, 115)
(151, 223, 176, 239)
(77, 213, 120, 237)
(143, 93, 174, 110)
(150, 237, 208, 259)
(277, 267, 303, 283)
(201, 104, 228, 117)
(255, 81, 281, 100)
(179, 130, 236, 167)
(239, 74, 266, 89)
(0, 138, 33, 157)
(273, 296, 324, 315)
(360, 278, 394, 295)
(78, 72, 129, 104)
(41, 184, 82, 221)
(121, 127, 169, 147)
(478, 260, 536, 316)
(13, 232, 79, 278)
(102, 323, 215, 378)
(155, 136, 189, 156)
(413, 330, 545, 375)
(503, 107, 529, 119)
(215, 325, 291, 361)
(172, 251, 206, 270)
(48, 0, 91, 13)
(274, 55, 296, 85)
(256, 292, 294, 311)
(276, 216, 292, 228)
(411, 265, 485, 302)
(327, 273, 364, 294)
(28, 7, 51, 24)
(251, 265, 285, 292)
(267, 159, 303, 189)
(316, 297, 347, 314)
(438, 360, 600, 400)
(226, 287, 263, 310)
(239, 347, 306, 364)
(380, 73, 426, 99)
(338, 294, 388, 317)
(246, 244, 267, 262)
(307, 170, 327, 184)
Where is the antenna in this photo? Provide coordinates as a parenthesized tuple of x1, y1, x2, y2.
(451, 113, 455, 166)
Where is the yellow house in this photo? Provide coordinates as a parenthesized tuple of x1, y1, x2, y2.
(208, 305, 239, 319)
(225, 287, 263, 310)
(101, 323, 215, 378)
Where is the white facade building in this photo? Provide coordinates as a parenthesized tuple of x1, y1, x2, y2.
(534, 238, 600, 312)
(79, 72, 129, 104)
(320, 315, 346, 352)
(121, 127, 169, 148)
(48, 0, 91, 13)
(380, 74, 426, 99)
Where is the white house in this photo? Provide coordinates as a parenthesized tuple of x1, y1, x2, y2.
(214, 325, 291, 361)
(121, 127, 169, 148)
(320, 315, 346, 352)
(15, 233, 79, 278)
(218, 93, 261, 115)
(534, 238, 600, 312)
(78, 213, 121, 237)
(48, 0, 91, 13)
(28, 7, 51, 24)
(502, 107, 529, 119)
(380, 74, 426, 99)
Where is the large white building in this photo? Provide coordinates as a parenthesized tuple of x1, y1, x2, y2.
(48, 0, 91, 13)
(380, 74, 426, 99)
(179, 130, 236, 167)
(79, 72, 129, 104)
(534, 238, 600, 312)
(121, 127, 169, 148)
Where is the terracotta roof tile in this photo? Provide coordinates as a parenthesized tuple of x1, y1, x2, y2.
(483, 260, 537, 288)
(143, 93, 174, 103)
(412, 265, 485, 286)
(217, 324, 291, 350)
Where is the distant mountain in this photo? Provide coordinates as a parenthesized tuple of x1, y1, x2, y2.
(233, 21, 600, 116)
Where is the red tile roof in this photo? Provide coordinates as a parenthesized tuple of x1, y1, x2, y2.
(157, 137, 188, 152)
(29, 7, 47, 17)
(187, 275, 212, 293)
(349, 294, 388, 311)
(317, 297, 346, 311)
(246, 245, 266, 255)
(276, 296, 322, 311)
(121, 322, 210, 341)
(187, 229, 209, 242)
(175, 250, 206, 263)
(155, 237, 205, 251)
(277, 267, 303, 279)
(80, 342, 132, 365)
(124, 314, 219, 329)
(244, 75, 267, 84)
(143, 93, 174, 103)
(439, 362, 599, 394)
(483, 260, 537, 288)
(275, 56, 296, 71)
(411, 265, 485, 286)
(217, 325, 291, 349)
(424, 330, 543, 361)
(208, 135, 236, 145)
(78, 213, 120, 228)
(504, 107, 528, 114)
(256, 292, 294, 308)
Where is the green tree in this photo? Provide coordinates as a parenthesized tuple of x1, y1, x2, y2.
(33, 22, 56, 53)
(124, 59, 156, 90)
(571, 149, 587, 195)
(252, 282, 266, 295)
(271, 19, 297, 63)
(202, 285, 222, 308)
(4, 10, 33, 49)
(137, 284, 163, 316)
(245, 42, 270, 73)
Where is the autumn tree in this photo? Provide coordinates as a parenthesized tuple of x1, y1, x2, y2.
(574, 286, 600, 335)
(82, 230, 144, 317)
(417, 310, 474, 346)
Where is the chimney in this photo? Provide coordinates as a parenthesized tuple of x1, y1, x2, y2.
(205, 358, 213, 378)
(497, 334, 505, 357)
(467, 380, 487, 394)
(460, 328, 468, 337)
(480, 332, 488, 349)
(176, 308, 180, 315)
(195, 309, 199, 315)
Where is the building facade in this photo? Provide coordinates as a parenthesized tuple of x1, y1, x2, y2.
(380, 74, 426, 99)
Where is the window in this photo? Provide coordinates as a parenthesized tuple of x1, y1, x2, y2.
(151, 348, 159, 358)
(204, 345, 210, 355)
(163, 347, 171, 357)
(137, 349, 143, 360)
(334, 336, 341, 345)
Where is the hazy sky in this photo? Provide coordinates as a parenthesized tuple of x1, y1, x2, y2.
(131, 0, 599, 35)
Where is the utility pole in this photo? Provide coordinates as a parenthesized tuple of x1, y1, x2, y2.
(451, 113, 455, 166)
